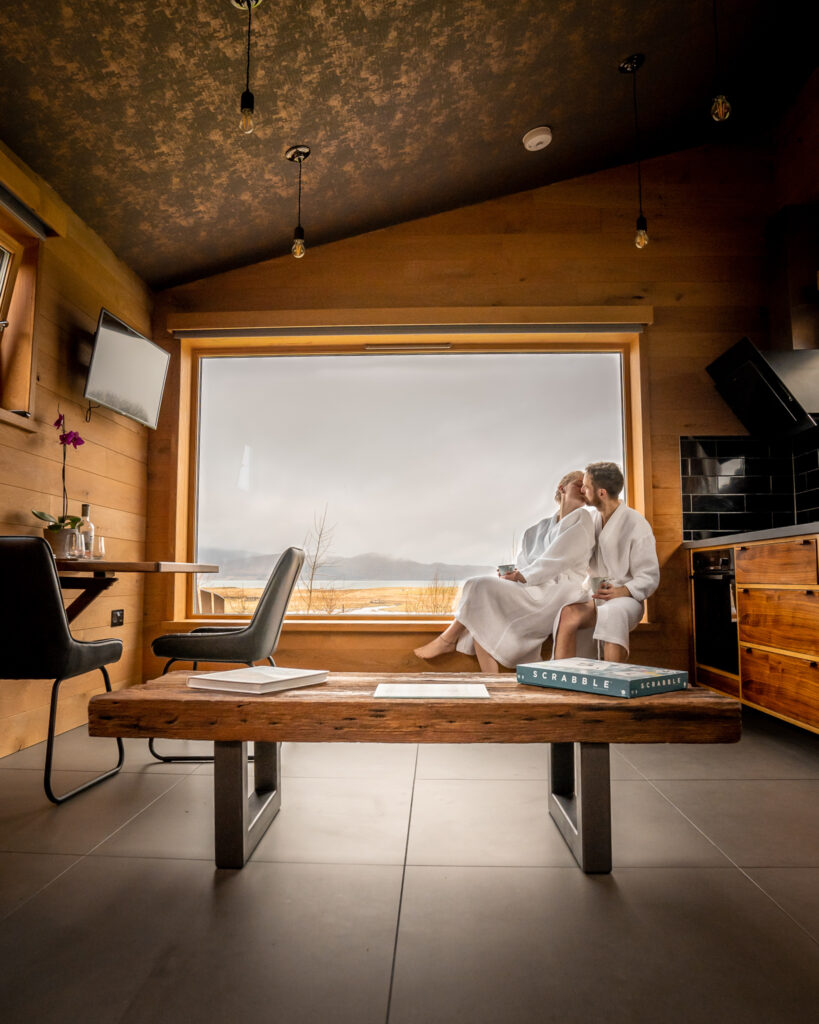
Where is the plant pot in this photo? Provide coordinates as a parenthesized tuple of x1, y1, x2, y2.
(43, 528, 76, 558)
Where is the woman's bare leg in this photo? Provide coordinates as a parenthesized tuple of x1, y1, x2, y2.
(553, 602, 596, 660)
(602, 642, 627, 663)
(473, 639, 499, 673)
(414, 620, 467, 659)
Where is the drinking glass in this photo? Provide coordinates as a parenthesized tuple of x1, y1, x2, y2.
(91, 535, 106, 560)
(66, 530, 84, 559)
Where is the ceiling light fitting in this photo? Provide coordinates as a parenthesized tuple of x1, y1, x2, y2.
(619, 53, 649, 250)
(710, 0, 731, 121)
(285, 145, 311, 259)
(522, 126, 552, 151)
(230, 0, 263, 135)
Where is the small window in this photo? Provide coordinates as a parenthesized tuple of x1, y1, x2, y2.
(0, 221, 36, 417)
(0, 230, 22, 326)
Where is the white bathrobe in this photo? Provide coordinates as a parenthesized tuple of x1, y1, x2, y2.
(589, 503, 660, 653)
(455, 506, 595, 667)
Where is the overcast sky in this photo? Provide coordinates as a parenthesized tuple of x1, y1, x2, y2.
(197, 352, 624, 566)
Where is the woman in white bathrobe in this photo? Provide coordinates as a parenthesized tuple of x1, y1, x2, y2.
(413, 471, 595, 672)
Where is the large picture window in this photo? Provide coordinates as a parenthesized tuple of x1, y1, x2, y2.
(193, 349, 626, 617)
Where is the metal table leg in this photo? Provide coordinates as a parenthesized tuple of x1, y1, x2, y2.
(548, 741, 612, 874)
(213, 740, 281, 868)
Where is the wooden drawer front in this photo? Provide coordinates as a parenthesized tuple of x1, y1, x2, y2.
(738, 588, 819, 656)
(735, 538, 817, 584)
(741, 647, 819, 729)
(695, 665, 740, 698)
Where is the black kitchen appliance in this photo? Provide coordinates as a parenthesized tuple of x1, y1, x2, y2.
(706, 337, 819, 439)
(691, 548, 739, 675)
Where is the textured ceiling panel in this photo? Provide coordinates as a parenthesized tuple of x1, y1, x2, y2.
(0, 1, 812, 288)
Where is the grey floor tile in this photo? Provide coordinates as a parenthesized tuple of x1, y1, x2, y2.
(90, 774, 217, 861)
(93, 772, 414, 865)
(416, 743, 639, 780)
(416, 743, 551, 780)
(0, 856, 401, 1024)
(0, 769, 182, 855)
(654, 779, 819, 867)
(407, 779, 575, 867)
(282, 741, 418, 780)
(251, 775, 414, 864)
(191, 741, 419, 780)
(389, 865, 819, 1024)
(0, 726, 204, 775)
(616, 710, 819, 781)
(745, 868, 819, 942)
(0, 851, 79, 919)
(610, 780, 731, 867)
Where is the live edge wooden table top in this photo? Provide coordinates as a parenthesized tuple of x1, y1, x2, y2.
(88, 672, 741, 873)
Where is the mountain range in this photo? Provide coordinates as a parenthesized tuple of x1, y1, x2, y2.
(199, 547, 494, 582)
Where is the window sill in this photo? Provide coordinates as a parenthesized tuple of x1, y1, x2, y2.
(0, 407, 35, 431)
(161, 617, 661, 634)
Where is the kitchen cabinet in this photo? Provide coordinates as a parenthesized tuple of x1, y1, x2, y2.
(689, 532, 819, 733)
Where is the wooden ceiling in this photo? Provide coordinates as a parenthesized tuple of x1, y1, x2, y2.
(0, 1, 812, 289)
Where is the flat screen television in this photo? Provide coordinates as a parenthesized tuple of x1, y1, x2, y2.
(84, 309, 170, 429)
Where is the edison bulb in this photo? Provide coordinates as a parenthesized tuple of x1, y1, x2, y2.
(711, 94, 731, 121)
(635, 215, 649, 249)
(240, 89, 255, 135)
(292, 237, 306, 258)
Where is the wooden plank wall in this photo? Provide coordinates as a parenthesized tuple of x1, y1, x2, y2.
(0, 142, 153, 756)
(149, 141, 777, 679)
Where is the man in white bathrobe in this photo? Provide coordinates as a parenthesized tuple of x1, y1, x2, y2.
(553, 462, 659, 663)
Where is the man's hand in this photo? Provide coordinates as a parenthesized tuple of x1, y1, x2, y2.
(501, 570, 526, 583)
(593, 582, 630, 601)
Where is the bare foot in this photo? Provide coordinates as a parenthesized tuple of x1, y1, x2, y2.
(413, 636, 457, 660)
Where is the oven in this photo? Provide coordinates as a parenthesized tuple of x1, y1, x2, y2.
(691, 547, 739, 675)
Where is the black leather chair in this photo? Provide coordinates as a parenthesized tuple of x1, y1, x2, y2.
(148, 545, 305, 762)
(0, 535, 124, 803)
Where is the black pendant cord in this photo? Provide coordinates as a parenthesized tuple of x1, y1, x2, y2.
(632, 71, 644, 218)
(245, 1, 252, 93)
(712, 0, 721, 86)
(297, 159, 303, 229)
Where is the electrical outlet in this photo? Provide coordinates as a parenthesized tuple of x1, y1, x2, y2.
(111, 609, 124, 627)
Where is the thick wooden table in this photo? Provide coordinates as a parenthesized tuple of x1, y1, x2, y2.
(89, 672, 741, 872)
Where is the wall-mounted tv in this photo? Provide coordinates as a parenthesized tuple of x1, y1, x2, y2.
(84, 308, 170, 429)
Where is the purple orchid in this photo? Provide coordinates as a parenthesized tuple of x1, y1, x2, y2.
(59, 430, 85, 449)
(33, 410, 86, 527)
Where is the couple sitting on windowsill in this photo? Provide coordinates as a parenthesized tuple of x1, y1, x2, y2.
(413, 462, 660, 673)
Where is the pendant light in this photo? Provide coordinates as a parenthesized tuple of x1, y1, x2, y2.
(619, 53, 649, 249)
(230, 0, 263, 135)
(710, 0, 731, 121)
(285, 145, 311, 258)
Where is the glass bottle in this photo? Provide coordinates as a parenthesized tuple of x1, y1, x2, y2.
(78, 503, 95, 559)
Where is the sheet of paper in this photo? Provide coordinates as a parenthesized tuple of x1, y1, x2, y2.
(374, 683, 490, 699)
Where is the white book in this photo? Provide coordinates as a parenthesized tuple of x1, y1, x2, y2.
(374, 683, 490, 699)
(187, 666, 328, 694)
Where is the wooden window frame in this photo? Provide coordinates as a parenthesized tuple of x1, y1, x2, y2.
(170, 316, 653, 629)
(0, 213, 39, 427)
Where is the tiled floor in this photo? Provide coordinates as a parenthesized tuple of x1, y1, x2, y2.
(0, 709, 817, 1023)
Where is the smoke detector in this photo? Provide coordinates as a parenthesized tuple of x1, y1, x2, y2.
(522, 126, 553, 151)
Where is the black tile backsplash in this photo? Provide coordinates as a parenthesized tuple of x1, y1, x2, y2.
(680, 435, 798, 541)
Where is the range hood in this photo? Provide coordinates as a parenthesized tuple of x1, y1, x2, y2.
(706, 337, 819, 439)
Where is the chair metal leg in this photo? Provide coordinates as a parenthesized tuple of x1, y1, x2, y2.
(148, 660, 256, 764)
(44, 666, 125, 805)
